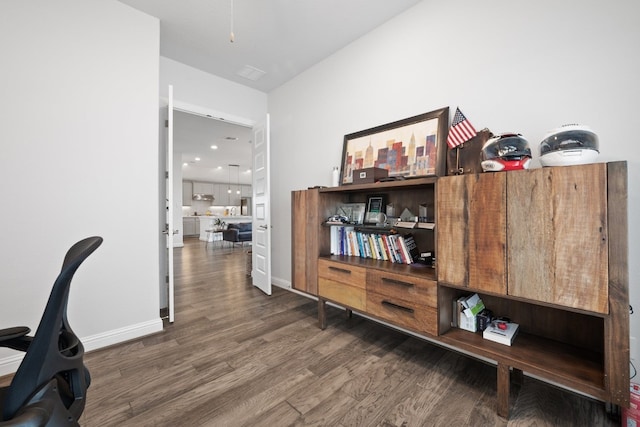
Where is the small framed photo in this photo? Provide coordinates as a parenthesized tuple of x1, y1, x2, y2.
(338, 203, 366, 224)
(364, 195, 386, 224)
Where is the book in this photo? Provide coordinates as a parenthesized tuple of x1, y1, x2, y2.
(402, 233, 421, 263)
(483, 322, 519, 346)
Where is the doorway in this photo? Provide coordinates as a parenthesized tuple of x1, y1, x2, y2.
(160, 101, 256, 322)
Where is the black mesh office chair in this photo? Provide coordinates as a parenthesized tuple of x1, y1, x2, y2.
(0, 236, 103, 426)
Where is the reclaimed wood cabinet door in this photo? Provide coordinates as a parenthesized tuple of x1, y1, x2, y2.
(437, 173, 507, 294)
(291, 189, 320, 295)
(507, 164, 609, 313)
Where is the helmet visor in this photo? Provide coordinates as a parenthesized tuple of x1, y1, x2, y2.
(540, 129, 599, 155)
(482, 135, 531, 160)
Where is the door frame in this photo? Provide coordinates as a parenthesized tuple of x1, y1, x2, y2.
(158, 97, 260, 323)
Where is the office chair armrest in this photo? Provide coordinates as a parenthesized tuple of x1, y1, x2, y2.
(0, 327, 31, 352)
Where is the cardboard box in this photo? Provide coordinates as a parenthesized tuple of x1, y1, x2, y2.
(352, 167, 388, 184)
(455, 293, 485, 333)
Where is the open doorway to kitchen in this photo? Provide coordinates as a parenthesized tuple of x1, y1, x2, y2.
(174, 109, 254, 247)
(160, 103, 255, 322)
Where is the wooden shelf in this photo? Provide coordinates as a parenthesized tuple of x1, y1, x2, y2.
(439, 327, 606, 400)
(319, 177, 437, 193)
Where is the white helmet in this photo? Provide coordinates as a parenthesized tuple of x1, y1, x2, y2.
(539, 124, 599, 167)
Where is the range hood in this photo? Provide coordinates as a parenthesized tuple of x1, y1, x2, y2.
(192, 194, 214, 201)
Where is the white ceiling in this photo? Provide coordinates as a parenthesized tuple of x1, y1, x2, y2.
(118, 0, 421, 92)
(174, 111, 254, 184)
(119, 0, 422, 183)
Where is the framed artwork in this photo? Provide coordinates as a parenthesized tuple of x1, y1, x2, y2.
(364, 195, 386, 224)
(339, 107, 449, 185)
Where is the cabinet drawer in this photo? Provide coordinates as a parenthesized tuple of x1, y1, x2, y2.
(318, 259, 366, 289)
(318, 278, 366, 311)
(367, 270, 437, 307)
(367, 291, 437, 336)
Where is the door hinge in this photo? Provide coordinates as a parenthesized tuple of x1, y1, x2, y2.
(165, 119, 169, 128)
(165, 171, 169, 179)
(165, 275, 169, 284)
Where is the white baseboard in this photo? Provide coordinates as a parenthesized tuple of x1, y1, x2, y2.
(0, 318, 164, 377)
(272, 275, 291, 290)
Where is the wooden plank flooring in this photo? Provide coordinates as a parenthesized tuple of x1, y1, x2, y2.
(2, 238, 619, 426)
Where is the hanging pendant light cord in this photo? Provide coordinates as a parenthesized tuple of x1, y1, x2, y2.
(230, 0, 235, 43)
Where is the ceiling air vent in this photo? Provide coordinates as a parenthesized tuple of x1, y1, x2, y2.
(236, 65, 266, 81)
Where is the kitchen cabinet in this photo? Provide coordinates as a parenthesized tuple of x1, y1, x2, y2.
(183, 217, 199, 236)
(193, 182, 214, 195)
(241, 185, 252, 198)
(182, 181, 192, 206)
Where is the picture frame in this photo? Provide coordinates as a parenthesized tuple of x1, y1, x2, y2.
(339, 106, 449, 185)
(364, 195, 386, 224)
(338, 202, 366, 224)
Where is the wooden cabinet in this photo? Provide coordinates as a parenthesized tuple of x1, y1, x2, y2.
(318, 259, 366, 311)
(437, 172, 507, 294)
(437, 163, 613, 314)
(507, 165, 608, 313)
(293, 162, 629, 418)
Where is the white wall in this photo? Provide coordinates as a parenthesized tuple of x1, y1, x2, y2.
(0, 0, 162, 373)
(268, 0, 640, 352)
(160, 57, 268, 123)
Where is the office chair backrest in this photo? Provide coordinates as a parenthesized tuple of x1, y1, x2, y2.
(2, 236, 103, 422)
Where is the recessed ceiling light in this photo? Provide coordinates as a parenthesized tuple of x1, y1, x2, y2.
(195, 157, 201, 161)
(183, 162, 188, 167)
(216, 166, 223, 170)
(210, 145, 218, 149)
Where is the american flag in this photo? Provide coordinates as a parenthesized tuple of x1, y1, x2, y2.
(447, 108, 477, 149)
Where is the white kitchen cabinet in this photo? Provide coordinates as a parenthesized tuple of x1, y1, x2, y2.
(182, 181, 192, 206)
(193, 182, 214, 195)
(183, 217, 197, 236)
(241, 185, 252, 197)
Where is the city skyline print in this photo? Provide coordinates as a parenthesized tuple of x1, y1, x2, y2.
(340, 108, 449, 184)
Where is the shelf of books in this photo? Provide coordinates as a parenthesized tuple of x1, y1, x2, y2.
(327, 225, 428, 265)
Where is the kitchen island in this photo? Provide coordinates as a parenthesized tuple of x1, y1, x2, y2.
(198, 216, 253, 242)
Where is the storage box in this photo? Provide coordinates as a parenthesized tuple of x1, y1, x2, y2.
(352, 167, 388, 184)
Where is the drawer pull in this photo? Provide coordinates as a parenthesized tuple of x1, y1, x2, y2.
(381, 300, 414, 314)
(328, 266, 351, 275)
(381, 277, 414, 288)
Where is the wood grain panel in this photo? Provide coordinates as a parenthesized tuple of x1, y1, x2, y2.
(436, 176, 468, 286)
(467, 173, 506, 294)
(508, 165, 608, 313)
(548, 164, 608, 313)
(507, 169, 552, 302)
(604, 161, 629, 406)
(292, 190, 310, 293)
(366, 291, 437, 336)
(367, 270, 437, 307)
(318, 278, 366, 311)
(318, 259, 366, 288)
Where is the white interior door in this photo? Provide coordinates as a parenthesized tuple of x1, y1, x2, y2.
(252, 114, 271, 295)
(165, 85, 176, 322)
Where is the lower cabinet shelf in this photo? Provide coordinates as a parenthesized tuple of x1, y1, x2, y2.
(438, 327, 606, 400)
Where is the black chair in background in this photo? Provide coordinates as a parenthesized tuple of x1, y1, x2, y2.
(0, 236, 103, 426)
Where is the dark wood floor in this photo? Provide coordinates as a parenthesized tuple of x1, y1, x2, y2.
(3, 238, 619, 426)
